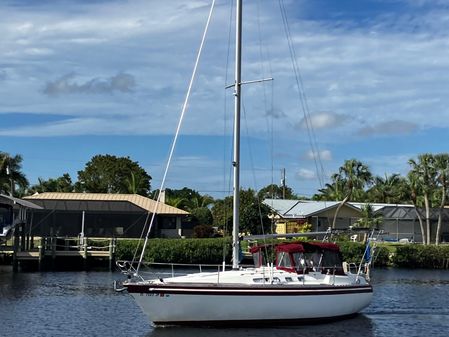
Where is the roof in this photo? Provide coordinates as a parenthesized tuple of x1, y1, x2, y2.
(0, 194, 43, 209)
(350, 202, 414, 212)
(263, 199, 361, 218)
(23, 192, 188, 215)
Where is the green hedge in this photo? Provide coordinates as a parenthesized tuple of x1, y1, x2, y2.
(392, 244, 449, 269)
(116, 238, 449, 269)
(116, 238, 232, 264)
(337, 242, 390, 267)
(116, 238, 389, 266)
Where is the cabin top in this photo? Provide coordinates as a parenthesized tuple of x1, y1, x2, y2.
(249, 241, 344, 275)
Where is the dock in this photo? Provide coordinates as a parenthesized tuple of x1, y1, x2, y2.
(1, 235, 116, 271)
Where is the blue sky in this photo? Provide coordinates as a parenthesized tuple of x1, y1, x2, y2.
(2, 0, 449, 198)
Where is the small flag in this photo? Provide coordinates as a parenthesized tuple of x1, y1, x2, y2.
(364, 240, 371, 263)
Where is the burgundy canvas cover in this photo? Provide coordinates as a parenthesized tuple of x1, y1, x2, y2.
(275, 243, 305, 253)
(306, 242, 340, 252)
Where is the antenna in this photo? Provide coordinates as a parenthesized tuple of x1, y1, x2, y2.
(281, 168, 286, 199)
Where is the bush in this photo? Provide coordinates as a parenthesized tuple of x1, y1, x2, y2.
(193, 224, 215, 238)
(116, 238, 232, 264)
(338, 241, 390, 267)
(115, 240, 142, 261)
(190, 207, 213, 226)
(392, 244, 449, 269)
(115, 238, 391, 267)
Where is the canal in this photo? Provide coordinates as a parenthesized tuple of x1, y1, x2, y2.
(0, 268, 448, 337)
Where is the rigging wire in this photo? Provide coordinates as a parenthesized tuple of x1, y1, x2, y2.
(134, 0, 217, 275)
(256, 0, 277, 235)
(222, 0, 235, 265)
(278, 0, 327, 189)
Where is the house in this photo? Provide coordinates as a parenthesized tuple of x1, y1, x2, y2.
(23, 192, 191, 238)
(264, 199, 449, 243)
(263, 199, 362, 233)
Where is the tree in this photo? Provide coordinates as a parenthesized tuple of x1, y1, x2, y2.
(211, 197, 232, 230)
(190, 207, 214, 226)
(313, 178, 345, 201)
(189, 194, 214, 210)
(30, 173, 73, 193)
(153, 187, 211, 210)
(163, 194, 189, 209)
(407, 171, 426, 244)
(258, 183, 296, 200)
(76, 154, 151, 195)
(211, 188, 271, 235)
(330, 159, 373, 228)
(0, 152, 29, 196)
(433, 153, 449, 245)
(354, 204, 382, 229)
(408, 154, 436, 245)
(366, 173, 408, 204)
(193, 224, 215, 238)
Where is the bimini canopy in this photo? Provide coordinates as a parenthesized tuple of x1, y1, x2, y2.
(303, 242, 340, 252)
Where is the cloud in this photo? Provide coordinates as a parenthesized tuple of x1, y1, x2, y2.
(264, 107, 287, 119)
(296, 168, 316, 180)
(0, 69, 6, 80)
(2, 0, 449, 140)
(296, 112, 348, 130)
(43, 72, 136, 96)
(305, 149, 332, 161)
(357, 120, 418, 137)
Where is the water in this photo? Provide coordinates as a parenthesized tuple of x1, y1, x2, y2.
(1, 268, 448, 337)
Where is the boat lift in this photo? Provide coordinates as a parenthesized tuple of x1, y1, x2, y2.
(0, 194, 42, 270)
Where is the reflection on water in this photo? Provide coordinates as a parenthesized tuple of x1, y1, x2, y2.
(1, 268, 449, 337)
(145, 315, 375, 337)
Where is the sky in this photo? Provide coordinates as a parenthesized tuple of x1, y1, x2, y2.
(1, 0, 449, 199)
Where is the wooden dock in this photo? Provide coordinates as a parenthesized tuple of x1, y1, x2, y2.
(1, 236, 116, 271)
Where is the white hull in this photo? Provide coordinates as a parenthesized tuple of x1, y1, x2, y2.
(125, 269, 373, 326)
(131, 290, 372, 325)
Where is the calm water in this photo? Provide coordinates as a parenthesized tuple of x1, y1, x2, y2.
(1, 267, 449, 337)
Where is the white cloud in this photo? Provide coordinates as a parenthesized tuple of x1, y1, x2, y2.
(1, 0, 449, 141)
(357, 120, 418, 137)
(296, 168, 316, 181)
(306, 149, 332, 161)
(297, 112, 348, 130)
(43, 73, 136, 96)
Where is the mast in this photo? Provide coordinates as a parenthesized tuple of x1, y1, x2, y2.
(232, 0, 242, 270)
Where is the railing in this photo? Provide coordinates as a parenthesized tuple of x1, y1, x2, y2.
(11, 236, 117, 271)
(39, 236, 116, 255)
(116, 260, 255, 280)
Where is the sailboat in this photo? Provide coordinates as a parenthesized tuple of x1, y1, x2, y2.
(120, 0, 373, 326)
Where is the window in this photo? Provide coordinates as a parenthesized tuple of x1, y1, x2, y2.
(252, 252, 262, 268)
(160, 217, 176, 229)
(292, 252, 305, 270)
(252, 277, 281, 283)
(276, 252, 292, 268)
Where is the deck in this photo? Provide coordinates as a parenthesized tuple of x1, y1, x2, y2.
(0, 236, 116, 271)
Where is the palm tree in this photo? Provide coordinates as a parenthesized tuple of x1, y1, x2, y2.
(313, 178, 345, 201)
(331, 159, 373, 228)
(367, 173, 408, 204)
(408, 154, 436, 245)
(434, 153, 449, 245)
(188, 194, 214, 211)
(0, 152, 29, 196)
(354, 204, 382, 229)
(407, 171, 426, 244)
(164, 195, 189, 210)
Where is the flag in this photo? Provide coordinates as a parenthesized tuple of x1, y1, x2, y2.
(364, 240, 371, 263)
